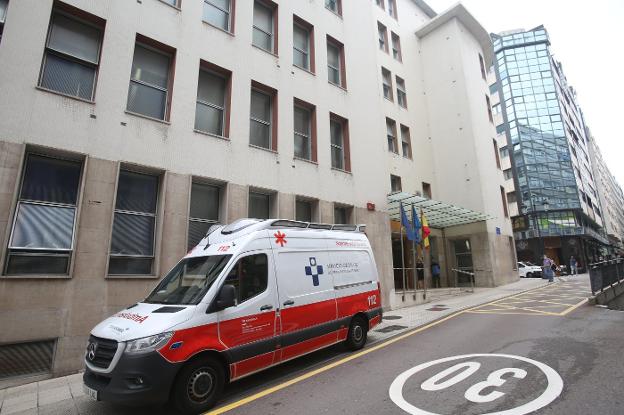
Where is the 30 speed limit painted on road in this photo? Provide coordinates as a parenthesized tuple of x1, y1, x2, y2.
(389, 354, 563, 415)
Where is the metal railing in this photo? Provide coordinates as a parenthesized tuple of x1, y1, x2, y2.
(452, 268, 475, 293)
(588, 258, 624, 295)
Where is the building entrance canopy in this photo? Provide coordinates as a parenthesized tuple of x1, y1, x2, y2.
(387, 192, 490, 229)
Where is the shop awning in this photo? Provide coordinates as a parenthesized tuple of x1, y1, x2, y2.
(387, 192, 491, 229)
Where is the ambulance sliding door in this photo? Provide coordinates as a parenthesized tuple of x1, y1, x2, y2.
(274, 243, 337, 362)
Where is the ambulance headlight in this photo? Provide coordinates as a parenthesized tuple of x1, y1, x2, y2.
(124, 332, 174, 355)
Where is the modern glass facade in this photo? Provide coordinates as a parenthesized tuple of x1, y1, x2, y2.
(492, 26, 608, 265)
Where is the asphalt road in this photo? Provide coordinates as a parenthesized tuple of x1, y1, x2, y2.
(207, 277, 624, 415)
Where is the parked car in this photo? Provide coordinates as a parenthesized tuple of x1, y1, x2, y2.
(518, 261, 542, 278)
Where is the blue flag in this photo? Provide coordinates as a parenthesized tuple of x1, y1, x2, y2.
(400, 203, 415, 241)
(412, 204, 422, 243)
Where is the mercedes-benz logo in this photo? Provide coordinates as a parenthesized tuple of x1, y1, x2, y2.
(87, 342, 97, 361)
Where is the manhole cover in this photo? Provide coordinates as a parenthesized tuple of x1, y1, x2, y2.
(383, 315, 402, 320)
(375, 325, 408, 333)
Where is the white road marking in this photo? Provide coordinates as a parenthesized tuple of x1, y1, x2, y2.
(388, 353, 564, 415)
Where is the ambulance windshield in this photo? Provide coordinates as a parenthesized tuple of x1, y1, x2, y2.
(145, 255, 232, 305)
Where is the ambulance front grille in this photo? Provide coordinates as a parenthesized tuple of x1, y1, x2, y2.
(87, 336, 118, 369)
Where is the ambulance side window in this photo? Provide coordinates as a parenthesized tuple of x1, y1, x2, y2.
(224, 254, 268, 305)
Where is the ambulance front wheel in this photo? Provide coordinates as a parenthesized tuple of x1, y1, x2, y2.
(346, 315, 368, 351)
(172, 356, 225, 414)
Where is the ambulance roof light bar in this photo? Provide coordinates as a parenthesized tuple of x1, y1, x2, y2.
(270, 220, 364, 232)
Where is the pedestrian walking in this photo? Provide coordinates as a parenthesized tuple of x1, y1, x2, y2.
(569, 255, 578, 276)
(431, 261, 441, 288)
(542, 255, 554, 283)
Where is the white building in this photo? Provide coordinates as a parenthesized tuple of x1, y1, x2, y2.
(0, 0, 514, 383)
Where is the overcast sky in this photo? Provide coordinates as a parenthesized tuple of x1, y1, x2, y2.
(425, 0, 624, 187)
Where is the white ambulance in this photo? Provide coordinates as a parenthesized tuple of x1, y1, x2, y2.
(83, 219, 382, 413)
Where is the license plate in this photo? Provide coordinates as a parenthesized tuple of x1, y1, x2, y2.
(83, 384, 99, 401)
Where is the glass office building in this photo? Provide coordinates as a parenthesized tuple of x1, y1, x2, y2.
(492, 26, 608, 268)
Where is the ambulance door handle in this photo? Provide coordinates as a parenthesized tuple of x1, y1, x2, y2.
(283, 300, 295, 307)
(260, 304, 273, 311)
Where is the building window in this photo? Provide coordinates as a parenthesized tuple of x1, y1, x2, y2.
(334, 205, 352, 224)
(386, 118, 398, 154)
(5, 154, 82, 275)
(250, 82, 277, 150)
(479, 53, 486, 80)
(38, 7, 104, 101)
(401, 124, 412, 159)
(203, 0, 233, 32)
(493, 139, 501, 169)
(195, 62, 231, 137)
(127, 37, 175, 121)
(252, 0, 277, 54)
(188, 182, 220, 250)
(296, 199, 315, 222)
(377, 22, 388, 53)
(382, 67, 393, 101)
(391, 32, 402, 61)
(294, 99, 317, 162)
(330, 113, 350, 171)
(485, 95, 493, 123)
(391, 175, 402, 193)
(376, 0, 384, 9)
(496, 123, 506, 135)
(249, 190, 272, 219)
(0, 0, 7, 44)
(293, 17, 314, 72)
(422, 182, 432, 199)
(500, 186, 509, 218)
(500, 146, 509, 158)
(387, 0, 397, 19)
(507, 191, 517, 204)
(503, 168, 513, 180)
(162, 0, 179, 7)
(325, 0, 341, 15)
(327, 36, 346, 88)
(109, 170, 159, 275)
(396, 76, 407, 108)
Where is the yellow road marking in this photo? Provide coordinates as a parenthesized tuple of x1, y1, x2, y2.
(206, 283, 587, 414)
(558, 298, 588, 316)
(465, 311, 557, 316)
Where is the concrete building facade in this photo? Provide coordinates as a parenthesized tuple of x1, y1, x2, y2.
(0, 0, 514, 384)
(491, 26, 609, 269)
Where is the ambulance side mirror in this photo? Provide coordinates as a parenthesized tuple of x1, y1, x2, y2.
(215, 284, 236, 311)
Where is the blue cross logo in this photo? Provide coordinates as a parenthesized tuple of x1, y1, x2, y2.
(304, 257, 324, 286)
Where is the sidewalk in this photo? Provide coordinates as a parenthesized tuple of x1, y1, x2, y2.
(0, 276, 564, 415)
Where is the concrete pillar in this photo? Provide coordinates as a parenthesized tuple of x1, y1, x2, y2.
(227, 183, 248, 222)
(278, 192, 295, 219)
(159, 172, 191, 275)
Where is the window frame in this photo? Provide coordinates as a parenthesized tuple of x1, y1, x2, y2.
(324, 0, 342, 16)
(326, 35, 346, 89)
(187, 180, 221, 250)
(223, 253, 269, 305)
(293, 16, 315, 73)
(400, 124, 412, 159)
(195, 60, 232, 138)
(390, 174, 402, 193)
(293, 98, 317, 162)
(396, 76, 407, 108)
(493, 138, 501, 169)
(248, 189, 275, 219)
(127, 35, 176, 122)
(386, 117, 398, 154)
(387, 0, 398, 19)
(4, 152, 84, 277)
(252, 0, 278, 55)
(485, 94, 493, 123)
(330, 112, 350, 172)
(202, 0, 234, 33)
(37, 5, 105, 102)
(377, 22, 388, 53)
(500, 186, 509, 218)
(249, 80, 278, 151)
(333, 203, 353, 224)
(479, 53, 487, 80)
(382, 67, 393, 101)
(391, 31, 402, 61)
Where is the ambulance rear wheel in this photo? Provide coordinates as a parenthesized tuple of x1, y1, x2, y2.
(346, 316, 368, 351)
(173, 356, 224, 414)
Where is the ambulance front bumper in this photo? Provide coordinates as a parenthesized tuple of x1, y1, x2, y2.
(83, 351, 181, 405)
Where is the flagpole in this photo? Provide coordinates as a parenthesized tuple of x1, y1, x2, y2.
(421, 208, 427, 301)
(400, 208, 406, 298)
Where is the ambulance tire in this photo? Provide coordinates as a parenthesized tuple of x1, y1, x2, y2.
(173, 356, 224, 414)
(345, 315, 368, 351)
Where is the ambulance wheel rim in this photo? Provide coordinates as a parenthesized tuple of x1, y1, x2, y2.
(187, 368, 214, 402)
(353, 325, 364, 342)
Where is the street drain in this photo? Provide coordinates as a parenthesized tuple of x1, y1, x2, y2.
(375, 325, 408, 333)
(427, 307, 449, 311)
(383, 315, 402, 320)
